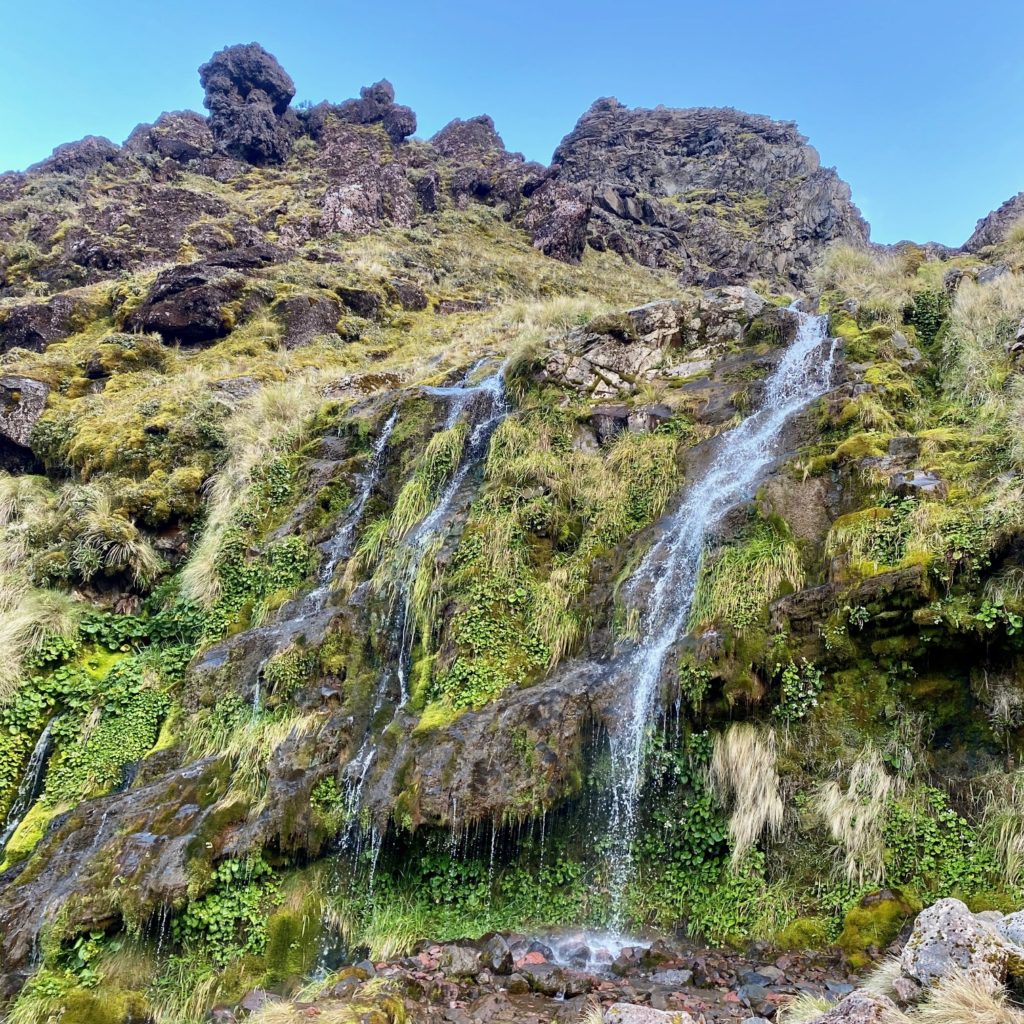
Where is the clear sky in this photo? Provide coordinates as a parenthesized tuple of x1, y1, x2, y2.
(2, 0, 1023, 247)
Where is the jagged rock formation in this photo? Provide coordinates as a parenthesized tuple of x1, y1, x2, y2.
(545, 99, 869, 283)
(964, 189, 1024, 250)
(199, 42, 299, 164)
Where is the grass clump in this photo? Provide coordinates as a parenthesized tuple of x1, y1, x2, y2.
(690, 517, 804, 631)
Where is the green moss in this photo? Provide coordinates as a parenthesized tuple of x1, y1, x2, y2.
(60, 986, 150, 1024)
(0, 799, 63, 870)
(263, 901, 322, 989)
(837, 891, 915, 968)
(776, 915, 830, 950)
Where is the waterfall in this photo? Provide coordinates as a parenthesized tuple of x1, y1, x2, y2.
(296, 406, 399, 619)
(603, 308, 837, 928)
(341, 364, 508, 830)
(315, 365, 509, 973)
(0, 719, 56, 856)
(394, 367, 507, 702)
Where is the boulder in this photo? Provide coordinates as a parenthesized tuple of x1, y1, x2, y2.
(0, 294, 89, 353)
(124, 262, 246, 344)
(272, 294, 343, 348)
(888, 470, 947, 500)
(0, 376, 49, 449)
(390, 279, 428, 312)
(199, 43, 297, 164)
(900, 898, 1024, 987)
(439, 943, 481, 977)
(605, 1004, 696, 1024)
(481, 934, 513, 975)
(807, 992, 899, 1023)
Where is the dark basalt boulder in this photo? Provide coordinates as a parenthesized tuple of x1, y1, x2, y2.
(0, 294, 89, 353)
(29, 135, 120, 176)
(272, 294, 343, 348)
(123, 262, 247, 344)
(199, 43, 298, 164)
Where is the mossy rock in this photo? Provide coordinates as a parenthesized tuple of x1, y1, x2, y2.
(776, 915, 830, 951)
(0, 800, 63, 869)
(60, 986, 150, 1024)
(838, 888, 917, 968)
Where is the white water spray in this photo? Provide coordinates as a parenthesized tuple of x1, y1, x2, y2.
(604, 308, 837, 927)
(0, 719, 56, 856)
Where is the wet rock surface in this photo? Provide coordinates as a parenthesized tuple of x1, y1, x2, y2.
(217, 933, 865, 1024)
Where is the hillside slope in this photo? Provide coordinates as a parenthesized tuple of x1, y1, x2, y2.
(1, 41, 1024, 1024)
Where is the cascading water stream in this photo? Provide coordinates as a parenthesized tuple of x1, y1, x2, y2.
(340, 365, 508, 841)
(0, 719, 56, 856)
(602, 308, 838, 928)
(314, 366, 509, 973)
(298, 406, 400, 617)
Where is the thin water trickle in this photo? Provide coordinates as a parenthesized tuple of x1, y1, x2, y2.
(340, 365, 508, 825)
(602, 308, 838, 929)
(0, 718, 56, 856)
(298, 406, 400, 620)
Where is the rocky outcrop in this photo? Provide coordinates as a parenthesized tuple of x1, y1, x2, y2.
(123, 261, 248, 344)
(199, 43, 298, 164)
(0, 375, 48, 470)
(899, 898, 1024, 987)
(541, 288, 794, 403)
(0, 294, 89, 352)
(541, 98, 868, 285)
(123, 111, 216, 163)
(29, 135, 120, 176)
(307, 79, 417, 145)
(964, 191, 1024, 251)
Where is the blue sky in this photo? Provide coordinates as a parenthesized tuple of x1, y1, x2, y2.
(2, 0, 1023, 246)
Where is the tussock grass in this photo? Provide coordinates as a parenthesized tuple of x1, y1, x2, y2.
(813, 745, 897, 886)
(0, 571, 80, 700)
(913, 969, 1024, 1024)
(180, 709, 321, 806)
(813, 244, 913, 325)
(690, 521, 804, 631)
(979, 771, 1024, 890)
(710, 724, 784, 863)
(182, 373, 325, 606)
(777, 992, 834, 1023)
(942, 274, 1024, 412)
(152, 963, 225, 1024)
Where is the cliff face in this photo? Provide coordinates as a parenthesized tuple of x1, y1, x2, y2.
(547, 98, 869, 283)
(2, 40, 1024, 1024)
(964, 190, 1024, 251)
(1, 45, 866, 309)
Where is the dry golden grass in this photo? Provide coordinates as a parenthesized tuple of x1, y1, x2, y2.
(813, 745, 898, 886)
(710, 723, 784, 862)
